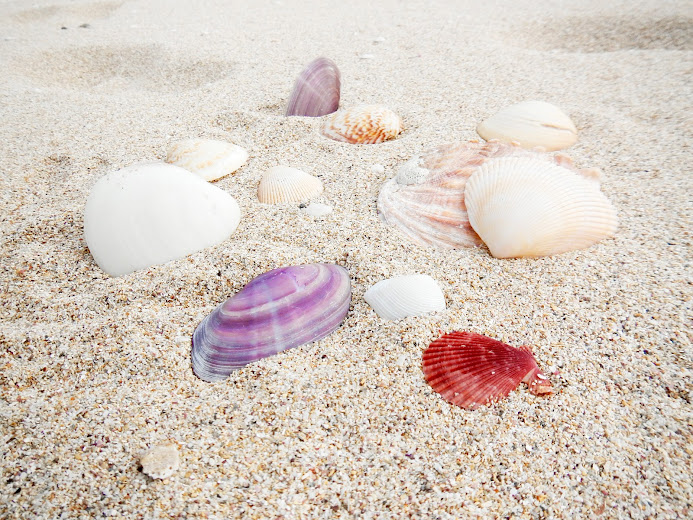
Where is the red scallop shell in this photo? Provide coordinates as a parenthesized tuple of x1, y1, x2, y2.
(422, 331, 553, 410)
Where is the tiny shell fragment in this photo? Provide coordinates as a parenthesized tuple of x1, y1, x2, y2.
(140, 443, 180, 479)
(302, 202, 333, 217)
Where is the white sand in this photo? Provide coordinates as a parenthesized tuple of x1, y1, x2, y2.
(1, 0, 691, 518)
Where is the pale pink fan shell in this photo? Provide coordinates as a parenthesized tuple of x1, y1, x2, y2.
(422, 331, 553, 410)
(377, 140, 596, 249)
(321, 105, 402, 144)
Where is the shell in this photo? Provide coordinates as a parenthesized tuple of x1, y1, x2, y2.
(422, 331, 553, 410)
(464, 156, 618, 258)
(321, 105, 402, 144)
(477, 100, 578, 152)
(377, 140, 577, 249)
(140, 443, 180, 479)
(285, 57, 341, 117)
(364, 274, 445, 321)
(165, 138, 248, 182)
(192, 263, 351, 382)
(302, 202, 333, 217)
(84, 162, 241, 277)
(257, 166, 324, 204)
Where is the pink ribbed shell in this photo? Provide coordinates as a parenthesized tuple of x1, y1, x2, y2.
(377, 140, 601, 249)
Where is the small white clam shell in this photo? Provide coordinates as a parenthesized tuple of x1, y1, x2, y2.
(364, 274, 446, 320)
(140, 443, 180, 479)
(166, 138, 248, 182)
(258, 166, 323, 203)
(477, 101, 578, 152)
(464, 156, 618, 258)
(84, 162, 241, 276)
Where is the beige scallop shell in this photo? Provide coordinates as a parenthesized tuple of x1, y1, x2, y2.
(257, 166, 324, 203)
(166, 138, 248, 182)
(321, 105, 402, 144)
(476, 100, 578, 152)
(464, 156, 618, 258)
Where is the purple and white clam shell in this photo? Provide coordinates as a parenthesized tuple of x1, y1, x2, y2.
(285, 57, 341, 117)
(192, 263, 351, 382)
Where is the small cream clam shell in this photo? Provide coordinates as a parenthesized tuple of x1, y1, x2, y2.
(476, 101, 578, 152)
(140, 443, 180, 479)
(257, 166, 323, 203)
(364, 274, 446, 320)
(464, 156, 618, 258)
(321, 105, 403, 144)
(165, 138, 248, 182)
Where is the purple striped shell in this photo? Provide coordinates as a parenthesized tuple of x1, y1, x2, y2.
(285, 57, 341, 117)
(192, 263, 351, 382)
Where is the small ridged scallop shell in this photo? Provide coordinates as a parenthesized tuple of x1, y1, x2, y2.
(84, 162, 241, 277)
(257, 166, 323, 203)
(378, 141, 556, 249)
(477, 100, 578, 152)
(166, 138, 248, 182)
(192, 263, 351, 382)
(285, 57, 341, 117)
(422, 331, 553, 410)
(364, 274, 446, 320)
(321, 105, 402, 144)
(464, 156, 618, 258)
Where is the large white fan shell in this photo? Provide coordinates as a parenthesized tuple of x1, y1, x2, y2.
(364, 274, 446, 320)
(465, 156, 617, 258)
(84, 162, 241, 276)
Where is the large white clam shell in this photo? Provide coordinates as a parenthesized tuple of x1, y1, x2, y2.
(364, 274, 446, 320)
(476, 101, 578, 152)
(464, 156, 618, 258)
(257, 166, 323, 203)
(84, 162, 241, 276)
(166, 138, 248, 182)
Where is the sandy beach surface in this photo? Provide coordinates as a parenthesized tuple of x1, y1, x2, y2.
(1, 0, 691, 518)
